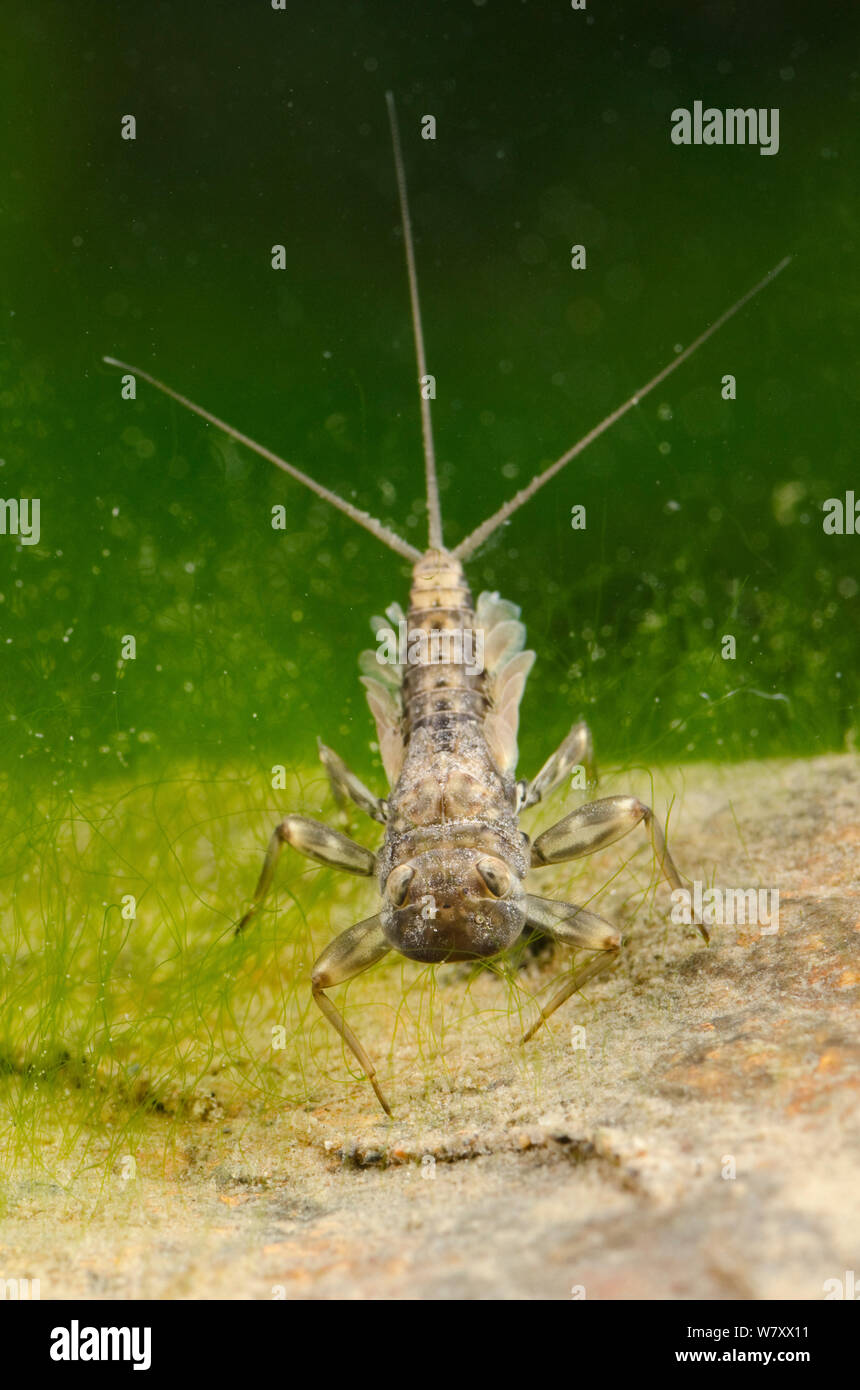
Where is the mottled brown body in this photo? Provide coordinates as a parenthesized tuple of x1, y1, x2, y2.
(378, 550, 529, 963)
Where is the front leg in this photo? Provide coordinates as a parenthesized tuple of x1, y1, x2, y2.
(312, 914, 392, 1115)
(520, 893, 622, 1042)
(531, 794, 709, 943)
(236, 815, 376, 933)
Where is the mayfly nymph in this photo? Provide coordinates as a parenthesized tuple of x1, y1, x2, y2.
(105, 93, 789, 1114)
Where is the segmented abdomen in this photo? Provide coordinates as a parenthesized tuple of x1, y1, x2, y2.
(359, 550, 536, 884)
(400, 549, 487, 743)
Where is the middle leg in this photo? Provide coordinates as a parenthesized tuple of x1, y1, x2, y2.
(530, 794, 708, 943)
(236, 815, 376, 933)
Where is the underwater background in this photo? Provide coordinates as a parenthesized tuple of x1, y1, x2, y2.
(2, 0, 857, 793)
(0, 1, 858, 1133)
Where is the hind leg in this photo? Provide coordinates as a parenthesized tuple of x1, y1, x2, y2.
(318, 740, 387, 824)
(518, 721, 596, 811)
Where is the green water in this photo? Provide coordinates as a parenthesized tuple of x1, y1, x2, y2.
(2, 0, 858, 791)
(1, 1, 859, 1145)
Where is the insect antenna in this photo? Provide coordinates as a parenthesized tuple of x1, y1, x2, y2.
(385, 91, 444, 552)
(453, 255, 792, 561)
(101, 355, 422, 562)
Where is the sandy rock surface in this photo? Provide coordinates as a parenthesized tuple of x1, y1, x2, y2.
(2, 755, 858, 1300)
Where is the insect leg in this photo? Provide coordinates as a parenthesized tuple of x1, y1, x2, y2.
(518, 721, 596, 811)
(519, 894, 622, 1042)
(523, 893, 622, 950)
(521, 950, 621, 1044)
(236, 816, 376, 933)
(312, 914, 392, 1115)
(530, 795, 709, 943)
(317, 740, 387, 824)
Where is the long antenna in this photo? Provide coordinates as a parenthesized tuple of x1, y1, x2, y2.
(385, 91, 444, 551)
(453, 255, 792, 561)
(101, 356, 423, 562)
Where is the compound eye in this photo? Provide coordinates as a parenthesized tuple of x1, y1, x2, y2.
(386, 864, 415, 907)
(476, 858, 513, 898)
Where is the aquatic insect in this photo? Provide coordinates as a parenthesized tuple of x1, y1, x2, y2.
(105, 94, 789, 1114)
